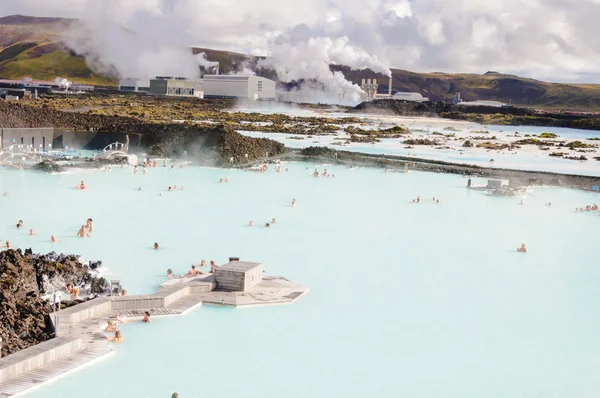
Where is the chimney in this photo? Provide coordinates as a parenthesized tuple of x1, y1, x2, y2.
(361, 79, 365, 86)
(367, 79, 371, 84)
(389, 74, 392, 96)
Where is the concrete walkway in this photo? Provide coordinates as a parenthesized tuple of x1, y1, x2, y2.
(0, 272, 308, 397)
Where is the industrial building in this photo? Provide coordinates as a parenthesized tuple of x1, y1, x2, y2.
(120, 74, 277, 100)
(149, 77, 203, 98)
(201, 75, 276, 100)
(118, 78, 150, 92)
(392, 92, 429, 102)
(452, 92, 507, 108)
(360, 74, 430, 102)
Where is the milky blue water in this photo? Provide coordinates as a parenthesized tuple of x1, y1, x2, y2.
(2, 163, 600, 398)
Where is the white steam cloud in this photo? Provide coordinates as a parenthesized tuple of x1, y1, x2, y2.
(4, 0, 600, 92)
(259, 25, 390, 104)
(63, 20, 202, 79)
(195, 52, 219, 73)
(54, 77, 72, 90)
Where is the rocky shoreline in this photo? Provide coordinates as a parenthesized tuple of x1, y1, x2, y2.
(0, 249, 104, 357)
(351, 99, 600, 131)
(0, 101, 287, 166)
(294, 147, 600, 191)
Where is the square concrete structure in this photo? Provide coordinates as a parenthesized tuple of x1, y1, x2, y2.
(215, 261, 263, 292)
(201, 75, 276, 100)
(118, 78, 150, 92)
(487, 179, 509, 189)
(0, 128, 54, 151)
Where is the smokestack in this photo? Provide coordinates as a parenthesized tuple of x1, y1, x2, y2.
(389, 74, 392, 96)
(361, 79, 365, 85)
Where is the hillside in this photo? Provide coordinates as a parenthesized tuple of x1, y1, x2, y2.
(334, 67, 600, 111)
(2, 14, 600, 110)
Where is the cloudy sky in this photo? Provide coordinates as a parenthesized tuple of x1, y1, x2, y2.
(1, 0, 600, 83)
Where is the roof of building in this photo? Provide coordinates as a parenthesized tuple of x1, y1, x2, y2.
(217, 261, 262, 272)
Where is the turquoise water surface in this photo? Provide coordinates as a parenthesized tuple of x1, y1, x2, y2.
(1, 163, 599, 398)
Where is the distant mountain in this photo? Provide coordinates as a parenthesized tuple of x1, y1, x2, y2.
(2, 15, 600, 110)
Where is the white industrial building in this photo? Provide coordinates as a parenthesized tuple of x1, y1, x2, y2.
(201, 75, 276, 100)
(457, 100, 507, 107)
(119, 78, 151, 92)
(149, 78, 204, 98)
(392, 92, 429, 102)
(121, 75, 276, 100)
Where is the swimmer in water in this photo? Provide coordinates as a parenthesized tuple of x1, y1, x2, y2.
(517, 243, 528, 253)
(200, 259, 207, 268)
(78, 180, 87, 190)
(105, 320, 117, 333)
(292, 199, 296, 207)
(187, 265, 203, 276)
(71, 287, 80, 300)
(153, 242, 159, 250)
(168, 186, 172, 192)
(5, 241, 11, 248)
(51, 235, 57, 242)
(249, 221, 254, 227)
(86, 218, 94, 232)
(225, 177, 229, 183)
(210, 260, 218, 273)
(163, 159, 167, 167)
(520, 200, 524, 205)
(436, 199, 440, 204)
(173, 185, 177, 190)
(16, 220, 23, 228)
(138, 187, 142, 191)
(2, 191, 7, 196)
(181, 186, 184, 191)
(77, 225, 89, 238)
(66, 283, 73, 294)
(271, 218, 277, 224)
(142, 311, 151, 323)
(265, 223, 270, 228)
(167, 268, 173, 278)
(106, 330, 124, 343)
(29, 228, 34, 236)
(219, 179, 223, 183)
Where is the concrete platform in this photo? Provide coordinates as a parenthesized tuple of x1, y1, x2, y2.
(0, 271, 308, 396)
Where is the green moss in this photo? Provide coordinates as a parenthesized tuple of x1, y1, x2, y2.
(0, 48, 117, 86)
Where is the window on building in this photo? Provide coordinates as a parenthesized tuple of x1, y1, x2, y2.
(32, 136, 35, 147)
(21, 137, 24, 145)
(42, 136, 46, 149)
(258, 81, 263, 92)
